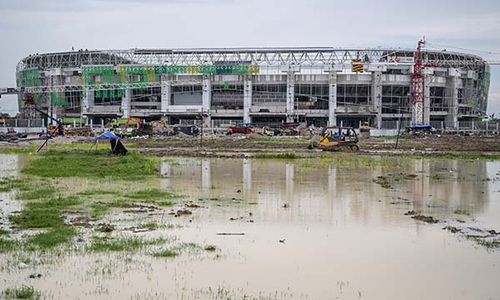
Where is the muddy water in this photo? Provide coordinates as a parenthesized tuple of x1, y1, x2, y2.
(1, 155, 500, 299)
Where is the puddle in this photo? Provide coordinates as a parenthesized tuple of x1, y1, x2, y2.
(0, 154, 23, 230)
(1, 155, 500, 299)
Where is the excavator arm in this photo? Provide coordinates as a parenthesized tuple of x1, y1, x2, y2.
(124, 117, 142, 129)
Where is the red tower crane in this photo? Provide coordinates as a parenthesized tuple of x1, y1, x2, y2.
(411, 38, 426, 125)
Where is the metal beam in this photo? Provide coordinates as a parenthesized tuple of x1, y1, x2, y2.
(17, 47, 488, 72)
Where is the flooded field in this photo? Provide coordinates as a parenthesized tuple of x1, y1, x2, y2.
(1, 153, 500, 299)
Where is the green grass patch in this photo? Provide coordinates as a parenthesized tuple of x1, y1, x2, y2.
(0, 178, 33, 193)
(152, 242, 209, 258)
(78, 189, 121, 197)
(125, 188, 179, 200)
(9, 195, 80, 249)
(48, 142, 138, 151)
(10, 207, 63, 229)
(0, 178, 57, 201)
(0, 146, 35, 155)
(153, 249, 178, 257)
(89, 202, 110, 220)
(0, 228, 8, 235)
(0, 238, 17, 253)
(90, 237, 165, 252)
(18, 186, 56, 200)
(23, 151, 157, 180)
(26, 226, 76, 249)
(140, 222, 158, 231)
(11, 196, 83, 229)
(254, 152, 299, 159)
(154, 200, 175, 207)
(3, 285, 40, 300)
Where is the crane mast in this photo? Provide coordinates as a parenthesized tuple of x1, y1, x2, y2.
(411, 38, 426, 125)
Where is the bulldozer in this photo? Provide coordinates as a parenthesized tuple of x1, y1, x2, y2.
(308, 127, 360, 152)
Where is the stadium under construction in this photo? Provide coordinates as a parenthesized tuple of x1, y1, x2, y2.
(14, 46, 491, 129)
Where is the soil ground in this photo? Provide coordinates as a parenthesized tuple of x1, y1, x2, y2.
(1, 134, 500, 158)
(133, 134, 500, 157)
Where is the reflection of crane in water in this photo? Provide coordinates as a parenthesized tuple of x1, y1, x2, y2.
(410, 159, 430, 236)
(411, 159, 427, 212)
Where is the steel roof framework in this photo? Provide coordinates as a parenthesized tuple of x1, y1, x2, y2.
(17, 48, 489, 71)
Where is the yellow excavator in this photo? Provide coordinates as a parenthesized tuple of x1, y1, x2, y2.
(308, 127, 360, 152)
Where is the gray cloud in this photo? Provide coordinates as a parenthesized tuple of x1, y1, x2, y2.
(0, 0, 228, 12)
(0, 0, 499, 113)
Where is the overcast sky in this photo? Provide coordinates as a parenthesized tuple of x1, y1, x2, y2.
(1, 0, 499, 115)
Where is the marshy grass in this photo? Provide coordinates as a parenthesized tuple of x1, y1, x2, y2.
(10, 196, 82, 249)
(154, 200, 175, 207)
(11, 196, 82, 229)
(89, 202, 110, 220)
(152, 242, 212, 258)
(27, 226, 76, 249)
(140, 222, 158, 231)
(17, 186, 57, 200)
(3, 285, 40, 300)
(254, 152, 299, 159)
(90, 237, 166, 252)
(0, 177, 37, 193)
(23, 151, 157, 180)
(0, 238, 17, 253)
(125, 188, 180, 200)
(475, 239, 500, 249)
(152, 249, 178, 257)
(77, 189, 121, 197)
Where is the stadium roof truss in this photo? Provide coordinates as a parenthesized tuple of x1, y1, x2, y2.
(18, 48, 488, 70)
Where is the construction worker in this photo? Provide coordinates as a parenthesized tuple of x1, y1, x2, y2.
(111, 118, 119, 129)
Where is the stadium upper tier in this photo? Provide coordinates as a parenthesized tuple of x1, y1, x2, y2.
(17, 48, 487, 71)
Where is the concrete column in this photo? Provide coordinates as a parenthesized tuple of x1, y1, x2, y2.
(371, 71, 382, 129)
(202, 76, 211, 126)
(121, 89, 131, 118)
(445, 68, 459, 129)
(243, 76, 252, 124)
(81, 89, 94, 116)
(286, 71, 295, 122)
(328, 71, 338, 127)
(160, 79, 171, 113)
(424, 77, 431, 125)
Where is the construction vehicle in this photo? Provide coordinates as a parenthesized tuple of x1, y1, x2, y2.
(124, 117, 142, 129)
(308, 127, 360, 152)
(227, 125, 254, 135)
(114, 116, 153, 137)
